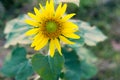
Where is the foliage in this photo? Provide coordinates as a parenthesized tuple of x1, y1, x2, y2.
(0, 47, 34, 80)
(61, 47, 97, 80)
(4, 15, 31, 48)
(72, 20, 107, 46)
(32, 52, 64, 80)
(1, 13, 106, 79)
(0, 0, 112, 80)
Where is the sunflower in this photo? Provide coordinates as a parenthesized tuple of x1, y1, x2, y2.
(25, 0, 80, 57)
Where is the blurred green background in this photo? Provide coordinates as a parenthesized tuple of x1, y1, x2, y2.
(0, 0, 120, 80)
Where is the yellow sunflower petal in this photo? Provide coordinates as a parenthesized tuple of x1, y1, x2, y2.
(39, 0, 49, 17)
(55, 2, 62, 14)
(33, 32, 42, 40)
(62, 13, 75, 21)
(62, 33, 80, 39)
(63, 22, 78, 29)
(49, 0, 54, 13)
(25, 19, 39, 27)
(45, 0, 50, 12)
(59, 36, 75, 44)
(34, 37, 49, 50)
(28, 12, 40, 21)
(49, 39, 55, 57)
(39, 3, 45, 12)
(45, 0, 54, 17)
(28, 12, 36, 19)
(25, 28, 39, 36)
(62, 28, 78, 33)
(55, 3, 67, 18)
(34, 7, 40, 15)
(60, 4, 67, 16)
(54, 38, 62, 55)
(45, 0, 49, 9)
(31, 32, 43, 47)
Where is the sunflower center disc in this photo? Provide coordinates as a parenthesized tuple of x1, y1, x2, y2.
(46, 21, 57, 33)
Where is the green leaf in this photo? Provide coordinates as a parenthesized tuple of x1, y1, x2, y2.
(1, 47, 34, 80)
(72, 20, 107, 46)
(80, 60, 97, 79)
(62, 47, 97, 80)
(15, 61, 33, 80)
(31, 52, 64, 80)
(75, 47, 97, 63)
(80, 0, 97, 7)
(75, 47, 98, 79)
(66, 2, 79, 14)
(4, 14, 31, 48)
(62, 47, 81, 80)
